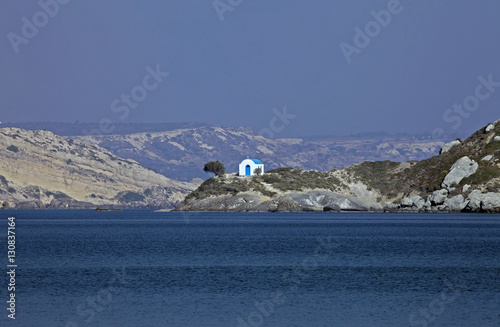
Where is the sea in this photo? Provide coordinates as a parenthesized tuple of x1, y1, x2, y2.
(0, 210, 499, 327)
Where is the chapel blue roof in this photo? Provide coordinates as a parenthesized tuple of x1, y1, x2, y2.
(246, 159, 262, 164)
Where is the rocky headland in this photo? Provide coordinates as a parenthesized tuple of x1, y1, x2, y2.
(175, 121, 500, 213)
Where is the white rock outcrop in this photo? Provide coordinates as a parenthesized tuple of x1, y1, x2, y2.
(428, 189, 448, 205)
(441, 156, 478, 188)
(495, 136, 500, 142)
(466, 190, 500, 212)
(482, 155, 493, 161)
(401, 195, 425, 209)
(444, 195, 467, 212)
(439, 140, 461, 154)
(485, 124, 495, 133)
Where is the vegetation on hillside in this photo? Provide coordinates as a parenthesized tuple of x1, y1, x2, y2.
(185, 167, 344, 201)
(393, 125, 500, 195)
(345, 161, 402, 197)
(264, 168, 342, 192)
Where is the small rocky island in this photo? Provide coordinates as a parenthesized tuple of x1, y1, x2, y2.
(175, 120, 500, 213)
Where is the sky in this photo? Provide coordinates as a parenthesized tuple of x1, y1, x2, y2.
(1, 0, 500, 138)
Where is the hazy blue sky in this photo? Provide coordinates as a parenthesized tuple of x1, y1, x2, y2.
(1, 0, 499, 138)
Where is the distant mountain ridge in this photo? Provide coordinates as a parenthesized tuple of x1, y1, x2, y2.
(69, 125, 445, 182)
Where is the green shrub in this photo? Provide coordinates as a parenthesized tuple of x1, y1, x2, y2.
(203, 161, 225, 177)
(427, 183, 441, 193)
(262, 174, 280, 184)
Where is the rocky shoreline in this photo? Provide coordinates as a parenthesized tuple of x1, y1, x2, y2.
(174, 188, 500, 213)
(388, 189, 500, 213)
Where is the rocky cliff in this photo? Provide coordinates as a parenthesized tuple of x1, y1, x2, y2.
(0, 128, 196, 209)
(175, 120, 500, 213)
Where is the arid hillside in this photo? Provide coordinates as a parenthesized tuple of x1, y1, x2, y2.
(0, 128, 196, 209)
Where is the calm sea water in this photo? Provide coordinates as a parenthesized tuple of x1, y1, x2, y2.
(0, 210, 499, 327)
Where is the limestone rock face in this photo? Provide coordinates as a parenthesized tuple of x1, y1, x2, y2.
(440, 140, 461, 154)
(287, 191, 370, 211)
(428, 189, 448, 205)
(444, 195, 468, 212)
(441, 157, 478, 188)
(400, 195, 425, 209)
(175, 190, 370, 212)
(485, 124, 495, 133)
(466, 190, 500, 212)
